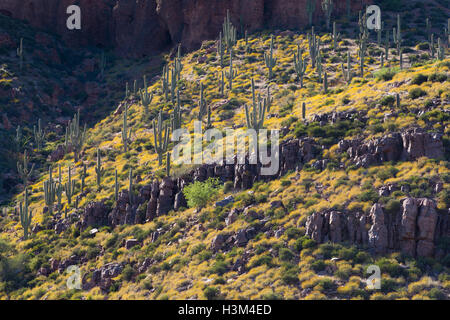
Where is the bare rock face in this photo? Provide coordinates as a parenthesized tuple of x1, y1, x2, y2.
(305, 198, 446, 258)
(80, 201, 108, 229)
(339, 129, 444, 167)
(401, 128, 444, 160)
(1, 0, 367, 57)
(368, 204, 388, 254)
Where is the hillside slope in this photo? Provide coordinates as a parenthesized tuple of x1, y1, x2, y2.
(0, 4, 449, 300)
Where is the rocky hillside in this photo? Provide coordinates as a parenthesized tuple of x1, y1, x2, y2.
(0, 0, 369, 56)
(0, 0, 449, 300)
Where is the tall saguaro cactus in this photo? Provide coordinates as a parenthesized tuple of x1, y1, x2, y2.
(140, 75, 153, 114)
(66, 110, 86, 162)
(393, 14, 402, 59)
(17, 38, 24, 71)
(44, 166, 56, 215)
(331, 21, 341, 50)
(95, 148, 104, 190)
(17, 149, 35, 186)
(308, 27, 321, 68)
(244, 78, 266, 132)
(264, 35, 277, 80)
(225, 50, 237, 91)
(34, 118, 45, 151)
(307, 0, 316, 26)
(223, 10, 237, 52)
(217, 32, 225, 68)
(122, 103, 133, 153)
(341, 50, 352, 84)
(19, 188, 32, 240)
(153, 110, 170, 166)
(294, 45, 307, 88)
(322, 0, 334, 31)
(64, 166, 75, 206)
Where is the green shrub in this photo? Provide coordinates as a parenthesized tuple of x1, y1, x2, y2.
(203, 286, 220, 300)
(374, 67, 400, 81)
(183, 178, 220, 209)
(279, 248, 296, 262)
(409, 87, 427, 99)
(411, 74, 428, 85)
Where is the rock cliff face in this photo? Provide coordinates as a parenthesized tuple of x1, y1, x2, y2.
(0, 0, 368, 57)
(305, 199, 449, 258)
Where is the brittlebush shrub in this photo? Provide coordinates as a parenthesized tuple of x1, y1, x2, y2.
(183, 178, 220, 209)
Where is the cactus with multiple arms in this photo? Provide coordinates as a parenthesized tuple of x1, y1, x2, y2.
(306, 0, 316, 26)
(322, 0, 333, 31)
(19, 188, 32, 240)
(140, 76, 153, 114)
(308, 27, 321, 68)
(34, 118, 45, 151)
(66, 110, 86, 162)
(44, 166, 56, 215)
(331, 22, 341, 50)
(393, 14, 402, 58)
(153, 110, 170, 166)
(294, 45, 307, 88)
(17, 149, 34, 186)
(264, 35, 277, 80)
(244, 79, 266, 132)
(223, 10, 237, 51)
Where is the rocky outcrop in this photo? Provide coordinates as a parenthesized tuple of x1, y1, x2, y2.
(305, 198, 448, 258)
(338, 128, 444, 167)
(80, 201, 109, 229)
(0, 0, 368, 57)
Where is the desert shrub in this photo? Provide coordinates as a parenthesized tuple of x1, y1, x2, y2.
(122, 265, 134, 281)
(374, 67, 400, 81)
(279, 248, 296, 262)
(384, 199, 401, 215)
(428, 73, 447, 83)
(380, 95, 396, 106)
(409, 87, 427, 99)
(281, 264, 300, 285)
(376, 258, 405, 277)
(203, 286, 220, 300)
(183, 178, 220, 209)
(411, 74, 428, 85)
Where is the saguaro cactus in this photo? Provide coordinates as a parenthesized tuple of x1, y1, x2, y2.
(17, 38, 24, 71)
(174, 44, 183, 80)
(153, 110, 170, 166)
(95, 148, 104, 190)
(171, 89, 183, 131)
(322, 0, 334, 31)
(19, 188, 32, 240)
(64, 166, 75, 206)
(437, 38, 445, 60)
(294, 45, 307, 88)
(244, 78, 266, 132)
(166, 152, 171, 177)
(44, 166, 56, 215)
(17, 149, 34, 186)
(217, 32, 225, 68)
(225, 50, 237, 91)
(80, 163, 87, 193)
(393, 14, 402, 58)
(307, 0, 316, 26)
(122, 103, 133, 153)
(197, 83, 207, 121)
(358, 32, 368, 77)
(66, 110, 86, 162)
(302, 102, 307, 120)
(264, 35, 277, 80)
(341, 51, 352, 84)
(308, 27, 321, 68)
(223, 10, 237, 51)
(323, 72, 328, 93)
(140, 75, 153, 114)
(114, 169, 119, 202)
(34, 118, 45, 151)
(331, 21, 341, 50)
